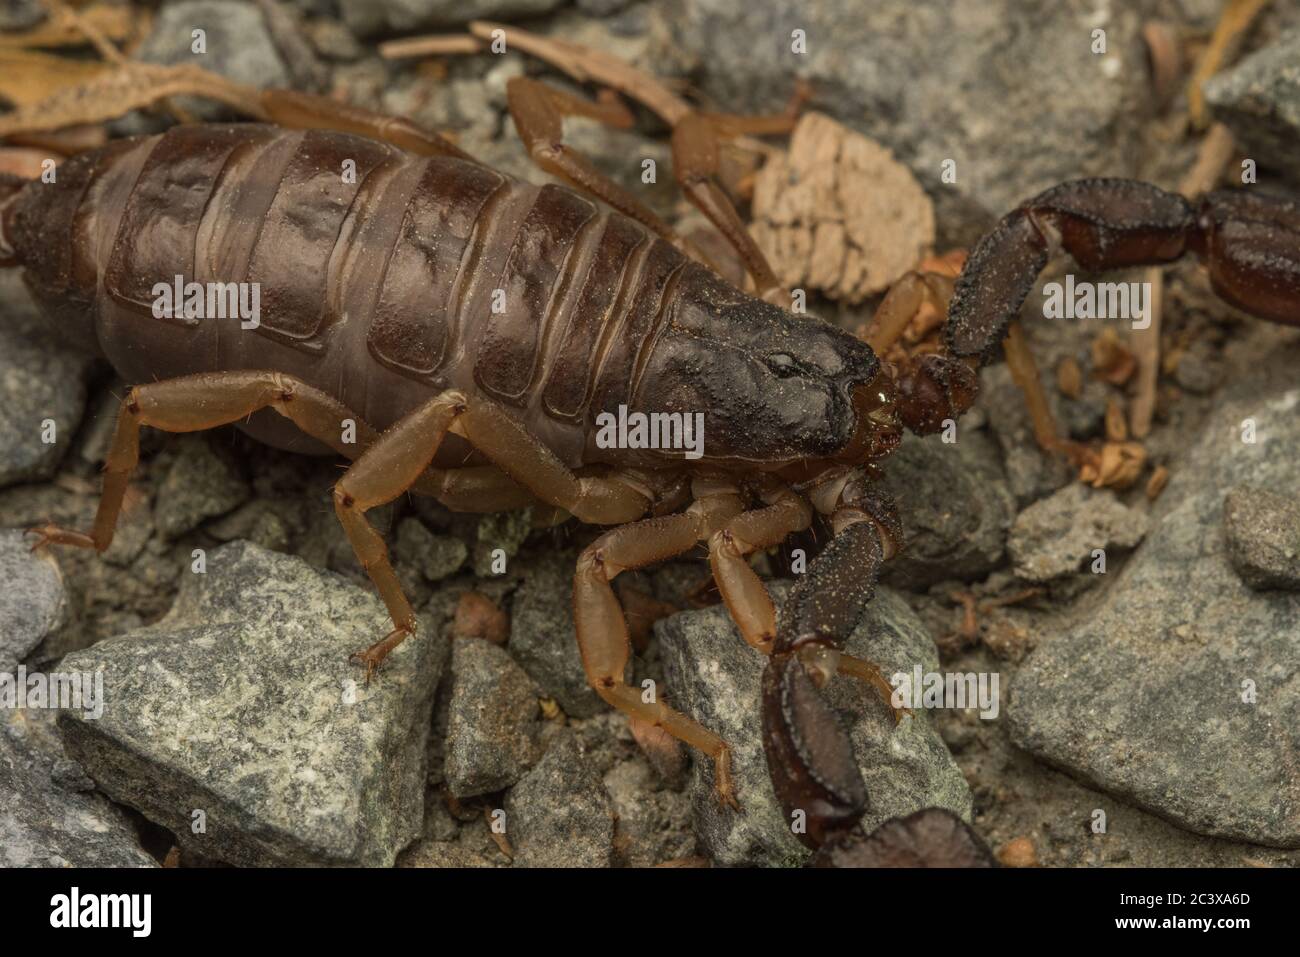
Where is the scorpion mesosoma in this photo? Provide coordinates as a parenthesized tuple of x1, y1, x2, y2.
(1, 65, 1298, 863)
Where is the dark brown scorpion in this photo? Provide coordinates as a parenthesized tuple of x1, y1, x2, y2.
(1, 51, 1298, 865)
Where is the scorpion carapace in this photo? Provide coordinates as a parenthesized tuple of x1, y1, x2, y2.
(3, 70, 1300, 866)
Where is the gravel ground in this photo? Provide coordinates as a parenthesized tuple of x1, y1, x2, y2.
(2, 0, 1299, 868)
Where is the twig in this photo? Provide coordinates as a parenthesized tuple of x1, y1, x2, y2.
(1188, 0, 1270, 129)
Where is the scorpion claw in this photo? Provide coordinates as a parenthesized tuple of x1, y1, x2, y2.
(810, 808, 996, 868)
(761, 648, 869, 850)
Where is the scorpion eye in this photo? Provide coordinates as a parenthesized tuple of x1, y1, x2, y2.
(765, 353, 801, 377)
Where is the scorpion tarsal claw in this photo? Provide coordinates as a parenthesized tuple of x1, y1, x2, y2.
(713, 749, 742, 813)
(25, 521, 95, 553)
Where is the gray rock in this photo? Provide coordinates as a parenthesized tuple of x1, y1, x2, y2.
(340, 0, 566, 37)
(576, 0, 632, 15)
(0, 528, 67, 670)
(473, 508, 532, 577)
(0, 273, 93, 489)
(503, 732, 615, 867)
(57, 541, 446, 866)
(658, 585, 972, 867)
(393, 517, 466, 583)
(1008, 385, 1300, 847)
(206, 498, 299, 553)
(135, 1, 289, 121)
(603, 756, 696, 866)
(980, 364, 1072, 506)
(444, 637, 544, 798)
(1, 715, 156, 868)
(0, 0, 45, 30)
(1008, 483, 1148, 582)
(1205, 30, 1300, 180)
(1223, 485, 1300, 591)
(154, 435, 250, 539)
(673, 0, 1149, 245)
(879, 428, 1015, 589)
(510, 551, 607, 718)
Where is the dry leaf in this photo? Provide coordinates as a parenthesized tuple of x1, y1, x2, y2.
(751, 112, 934, 302)
(0, 61, 265, 138)
(1091, 327, 1137, 385)
(1056, 355, 1083, 399)
(0, 4, 137, 50)
(1080, 441, 1147, 489)
(1145, 464, 1170, 500)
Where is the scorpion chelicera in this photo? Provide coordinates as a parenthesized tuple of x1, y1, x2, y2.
(0, 23, 1297, 863)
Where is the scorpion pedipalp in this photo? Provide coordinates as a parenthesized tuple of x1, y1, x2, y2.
(760, 508, 887, 850)
(944, 177, 1300, 364)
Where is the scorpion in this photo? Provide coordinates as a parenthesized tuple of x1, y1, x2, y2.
(0, 22, 1297, 864)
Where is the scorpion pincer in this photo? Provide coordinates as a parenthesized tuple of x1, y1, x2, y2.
(1, 80, 1297, 862)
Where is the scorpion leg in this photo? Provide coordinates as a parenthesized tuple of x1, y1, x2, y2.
(671, 113, 787, 304)
(450, 399, 651, 526)
(27, 371, 375, 554)
(866, 270, 956, 353)
(503, 77, 721, 271)
(258, 88, 474, 161)
(575, 512, 741, 808)
(333, 391, 469, 679)
(504, 78, 670, 238)
(707, 488, 813, 654)
(706, 480, 907, 713)
(413, 466, 537, 513)
(338, 390, 650, 673)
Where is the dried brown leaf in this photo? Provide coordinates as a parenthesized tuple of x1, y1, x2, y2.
(751, 112, 934, 302)
(0, 49, 106, 108)
(0, 61, 265, 139)
(0, 4, 136, 50)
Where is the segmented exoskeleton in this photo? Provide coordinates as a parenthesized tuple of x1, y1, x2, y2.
(2, 67, 1297, 864)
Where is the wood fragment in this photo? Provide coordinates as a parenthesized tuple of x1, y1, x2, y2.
(1142, 20, 1184, 105)
(1104, 397, 1129, 443)
(468, 20, 692, 126)
(1092, 328, 1137, 385)
(380, 35, 483, 59)
(1145, 464, 1170, 501)
(1130, 123, 1235, 439)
